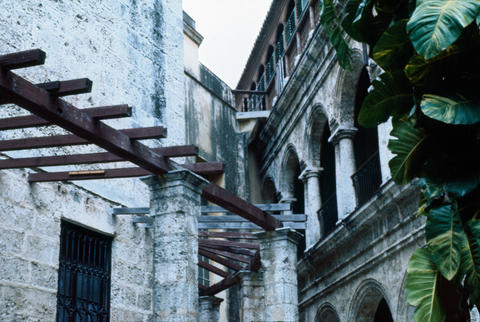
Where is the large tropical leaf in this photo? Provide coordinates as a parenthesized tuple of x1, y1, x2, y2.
(426, 204, 465, 280)
(358, 71, 413, 127)
(406, 248, 446, 322)
(372, 19, 412, 70)
(404, 45, 463, 87)
(407, 0, 480, 60)
(388, 120, 427, 184)
(461, 219, 480, 307)
(320, 0, 352, 69)
(421, 93, 480, 125)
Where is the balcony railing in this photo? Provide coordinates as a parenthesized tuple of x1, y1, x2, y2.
(285, 9, 296, 45)
(352, 150, 382, 207)
(232, 89, 267, 112)
(318, 193, 338, 236)
(296, 0, 309, 20)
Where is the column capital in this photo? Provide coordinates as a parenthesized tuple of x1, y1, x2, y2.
(279, 197, 296, 204)
(255, 227, 303, 245)
(328, 126, 357, 145)
(141, 169, 209, 194)
(299, 166, 323, 181)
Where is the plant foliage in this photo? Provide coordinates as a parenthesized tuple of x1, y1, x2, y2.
(320, 0, 480, 320)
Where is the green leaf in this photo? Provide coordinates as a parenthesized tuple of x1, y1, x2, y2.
(404, 45, 463, 87)
(461, 220, 480, 306)
(320, 0, 353, 69)
(421, 93, 480, 125)
(406, 248, 446, 322)
(444, 176, 480, 198)
(358, 71, 413, 127)
(407, 0, 480, 60)
(388, 120, 427, 184)
(372, 19, 412, 70)
(426, 205, 464, 280)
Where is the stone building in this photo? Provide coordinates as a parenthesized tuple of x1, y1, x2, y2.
(2, 1, 477, 322)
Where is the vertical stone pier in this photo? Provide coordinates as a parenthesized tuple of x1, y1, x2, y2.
(198, 296, 223, 322)
(299, 166, 323, 249)
(142, 170, 208, 322)
(329, 127, 357, 220)
(238, 270, 265, 322)
(256, 228, 302, 321)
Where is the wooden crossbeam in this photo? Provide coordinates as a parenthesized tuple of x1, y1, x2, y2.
(201, 203, 291, 213)
(199, 246, 251, 264)
(0, 126, 166, 151)
(199, 239, 259, 250)
(198, 284, 208, 292)
(200, 214, 306, 223)
(198, 260, 229, 278)
(27, 162, 223, 182)
(182, 162, 224, 176)
(199, 221, 305, 230)
(199, 274, 238, 296)
(0, 64, 170, 174)
(0, 105, 132, 130)
(0, 49, 46, 70)
(0, 145, 198, 169)
(202, 183, 282, 231)
(37, 78, 92, 97)
(248, 250, 261, 272)
(198, 231, 257, 240)
(200, 243, 255, 257)
(198, 248, 243, 271)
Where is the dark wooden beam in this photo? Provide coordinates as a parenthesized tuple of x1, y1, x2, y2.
(231, 89, 268, 95)
(198, 260, 229, 278)
(199, 221, 305, 230)
(27, 162, 223, 182)
(0, 65, 169, 174)
(199, 275, 239, 296)
(199, 239, 259, 250)
(198, 231, 257, 240)
(0, 126, 166, 151)
(201, 203, 291, 213)
(182, 162, 224, 176)
(0, 49, 46, 70)
(199, 246, 252, 263)
(199, 214, 306, 223)
(199, 244, 255, 257)
(0, 145, 197, 169)
(202, 183, 283, 231)
(158, 145, 198, 157)
(199, 284, 208, 292)
(198, 248, 243, 271)
(0, 105, 132, 130)
(37, 78, 92, 97)
(248, 251, 261, 272)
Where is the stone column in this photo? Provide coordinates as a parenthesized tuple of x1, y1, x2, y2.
(238, 270, 265, 322)
(142, 170, 208, 322)
(256, 228, 302, 321)
(329, 127, 357, 220)
(198, 296, 223, 322)
(299, 166, 323, 249)
(279, 196, 296, 215)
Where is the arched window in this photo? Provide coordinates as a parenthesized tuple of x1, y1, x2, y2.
(285, 1, 297, 45)
(374, 298, 394, 322)
(257, 65, 265, 91)
(319, 124, 338, 236)
(275, 24, 285, 62)
(352, 68, 382, 206)
(265, 45, 275, 86)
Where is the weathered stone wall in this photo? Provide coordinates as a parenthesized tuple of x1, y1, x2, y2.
(0, 0, 185, 321)
(0, 168, 155, 321)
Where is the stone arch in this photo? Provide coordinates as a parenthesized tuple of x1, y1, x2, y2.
(348, 279, 394, 322)
(396, 270, 415, 322)
(261, 176, 279, 203)
(335, 48, 365, 126)
(305, 104, 329, 168)
(279, 144, 302, 198)
(315, 302, 340, 322)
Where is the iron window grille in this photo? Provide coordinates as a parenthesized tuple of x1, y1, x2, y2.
(57, 221, 112, 322)
(285, 9, 297, 45)
(318, 193, 338, 236)
(351, 150, 382, 207)
(266, 54, 276, 87)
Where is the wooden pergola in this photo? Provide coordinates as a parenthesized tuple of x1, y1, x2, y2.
(0, 49, 285, 297)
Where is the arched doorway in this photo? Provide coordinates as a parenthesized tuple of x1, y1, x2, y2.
(315, 303, 340, 322)
(319, 124, 338, 236)
(352, 68, 382, 206)
(374, 298, 394, 322)
(350, 280, 394, 322)
(261, 177, 279, 204)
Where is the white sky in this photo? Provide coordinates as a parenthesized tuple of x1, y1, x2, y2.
(183, 0, 272, 88)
